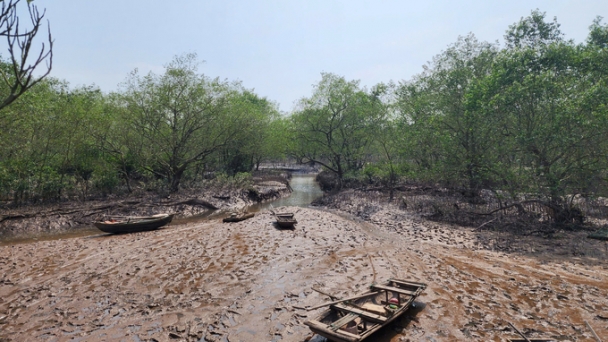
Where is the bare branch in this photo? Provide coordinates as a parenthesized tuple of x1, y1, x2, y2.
(0, 0, 53, 111)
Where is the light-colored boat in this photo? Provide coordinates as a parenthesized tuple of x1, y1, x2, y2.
(94, 214, 174, 234)
(305, 278, 426, 342)
(222, 212, 255, 223)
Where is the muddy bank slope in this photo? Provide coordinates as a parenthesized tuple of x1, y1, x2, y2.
(317, 189, 608, 340)
(0, 177, 290, 239)
(1, 200, 607, 341)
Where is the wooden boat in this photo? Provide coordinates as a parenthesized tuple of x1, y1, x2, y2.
(94, 214, 174, 234)
(587, 228, 608, 241)
(223, 212, 255, 223)
(275, 212, 297, 228)
(305, 278, 426, 342)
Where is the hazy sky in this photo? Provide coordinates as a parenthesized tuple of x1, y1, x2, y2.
(27, 1, 608, 111)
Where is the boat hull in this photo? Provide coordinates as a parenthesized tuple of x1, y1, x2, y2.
(276, 218, 297, 228)
(274, 212, 297, 228)
(587, 229, 608, 241)
(223, 213, 255, 222)
(305, 278, 426, 342)
(94, 214, 174, 234)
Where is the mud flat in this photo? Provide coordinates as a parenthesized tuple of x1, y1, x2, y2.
(0, 176, 290, 240)
(1, 200, 607, 341)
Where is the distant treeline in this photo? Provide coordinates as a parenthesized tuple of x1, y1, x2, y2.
(0, 54, 291, 202)
(1, 11, 607, 224)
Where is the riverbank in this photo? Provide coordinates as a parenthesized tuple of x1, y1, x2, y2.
(0, 172, 292, 241)
(1, 189, 607, 341)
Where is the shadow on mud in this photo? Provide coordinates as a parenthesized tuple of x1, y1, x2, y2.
(305, 301, 427, 342)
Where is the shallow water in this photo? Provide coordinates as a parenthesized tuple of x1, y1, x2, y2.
(249, 174, 324, 212)
(0, 225, 104, 246)
(0, 174, 323, 245)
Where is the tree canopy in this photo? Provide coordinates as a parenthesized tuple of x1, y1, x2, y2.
(1, 9, 607, 227)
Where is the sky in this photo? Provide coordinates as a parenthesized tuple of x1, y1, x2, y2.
(16, 1, 608, 112)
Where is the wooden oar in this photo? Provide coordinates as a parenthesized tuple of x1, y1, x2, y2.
(586, 321, 602, 342)
(312, 287, 339, 300)
(508, 322, 531, 342)
(307, 292, 378, 311)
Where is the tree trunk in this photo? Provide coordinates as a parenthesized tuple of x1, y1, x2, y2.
(170, 167, 186, 193)
(388, 172, 395, 202)
(124, 172, 133, 193)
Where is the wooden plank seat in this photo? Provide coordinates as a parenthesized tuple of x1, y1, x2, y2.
(305, 320, 361, 342)
(332, 302, 388, 323)
(389, 279, 427, 289)
(329, 312, 359, 331)
(371, 284, 417, 296)
(304, 278, 427, 342)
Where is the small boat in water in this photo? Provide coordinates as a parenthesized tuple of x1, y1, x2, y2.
(223, 212, 255, 223)
(587, 228, 608, 241)
(94, 214, 174, 234)
(274, 212, 297, 228)
(305, 278, 426, 342)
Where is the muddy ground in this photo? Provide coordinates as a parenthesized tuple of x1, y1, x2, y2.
(0, 175, 291, 239)
(1, 190, 607, 341)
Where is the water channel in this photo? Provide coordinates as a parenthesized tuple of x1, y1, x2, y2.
(0, 174, 323, 245)
(249, 174, 324, 212)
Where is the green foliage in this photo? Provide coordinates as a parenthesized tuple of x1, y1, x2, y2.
(0, 78, 108, 202)
(208, 172, 253, 190)
(119, 53, 278, 192)
(396, 34, 500, 192)
(362, 164, 389, 184)
(216, 90, 283, 174)
(393, 10, 608, 223)
(1, 8, 607, 221)
(587, 16, 608, 48)
(92, 166, 121, 196)
(291, 73, 384, 187)
(0, 53, 288, 203)
(505, 9, 564, 49)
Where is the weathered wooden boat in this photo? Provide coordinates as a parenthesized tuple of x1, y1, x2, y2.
(222, 212, 255, 223)
(587, 228, 608, 241)
(275, 212, 297, 228)
(94, 214, 174, 234)
(305, 278, 426, 342)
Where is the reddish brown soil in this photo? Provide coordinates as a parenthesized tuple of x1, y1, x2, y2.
(0, 197, 607, 341)
(0, 179, 290, 240)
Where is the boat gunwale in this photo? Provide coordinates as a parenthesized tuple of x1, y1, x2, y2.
(93, 214, 174, 234)
(304, 278, 426, 342)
